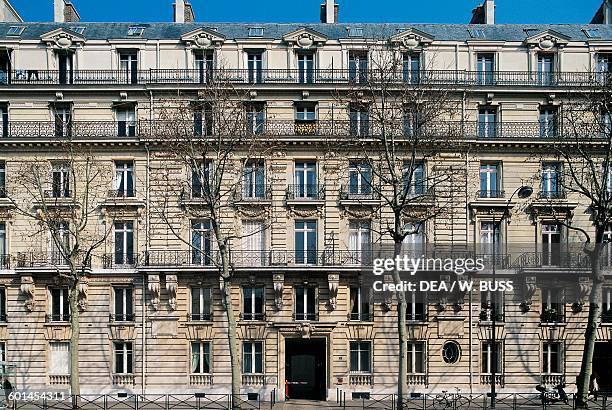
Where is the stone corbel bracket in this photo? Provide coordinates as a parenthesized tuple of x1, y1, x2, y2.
(77, 278, 89, 312)
(572, 276, 592, 313)
(20, 276, 35, 312)
(166, 274, 178, 311)
(521, 276, 537, 312)
(273, 273, 284, 310)
(148, 274, 160, 311)
(328, 274, 340, 310)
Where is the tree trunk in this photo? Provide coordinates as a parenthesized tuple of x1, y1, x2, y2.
(69, 277, 80, 397)
(576, 245, 604, 408)
(392, 240, 408, 409)
(220, 248, 241, 409)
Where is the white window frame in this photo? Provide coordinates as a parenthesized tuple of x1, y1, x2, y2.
(349, 340, 372, 373)
(51, 164, 70, 198)
(479, 163, 499, 195)
(190, 341, 211, 374)
(242, 341, 263, 374)
(49, 342, 70, 376)
(114, 161, 135, 197)
(542, 342, 562, 375)
(113, 287, 133, 321)
(481, 341, 503, 375)
(407, 341, 426, 374)
(114, 221, 134, 264)
(114, 341, 133, 374)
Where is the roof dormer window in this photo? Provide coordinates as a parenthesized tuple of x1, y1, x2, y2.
(6, 26, 25, 36)
(248, 27, 264, 37)
(348, 27, 364, 37)
(127, 26, 145, 37)
(468, 28, 486, 39)
(70, 26, 86, 35)
(583, 28, 601, 38)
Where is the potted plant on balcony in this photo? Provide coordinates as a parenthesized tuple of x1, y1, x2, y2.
(540, 308, 560, 323)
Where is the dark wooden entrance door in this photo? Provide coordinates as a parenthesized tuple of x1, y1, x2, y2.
(594, 342, 612, 392)
(285, 338, 326, 400)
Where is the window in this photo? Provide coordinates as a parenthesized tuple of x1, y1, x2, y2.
(349, 220, 371, 264)
(114, 161, 135, 198)
(6, 26, 25, 36)
(403, 108, 422, 137)
(297, 53, 314, 84)
(295, 103, 316, 122)
(349, 286, 371, 321)
(348, 161, 372, 197)
(191, 287, 212, 321)
(191, 341, 211, 374)
(0, 162, 4, 197)
(51, 164, 70, 198)
(248, 27, 264, 37)
(49, 342, 70, 375)
(247, 52, 263, 84)
(119, 52, 138, 84)
(442, 341, 461, 364)
(127, 26, 145, 36)
(542, 223, 562, 267)
(539, 107, 557, 138)
(407, 291, 426, 321)
(597, 54, 612, 84)
(193, 102, 213, 136)
(537, 54, 555, 85)
(54, 104, 72, 138)
(467, 28, 486, 39)
(403, 53, 420, 84)
(117, 106, 136, 137)
(348, 51, 368, 84)
(480, 289, 504, 321)
(293, 161, 317, 199)
(57, 51, 73, 85)
(481, 342, 502, 374)
(114, 221, 135, 266)
(602, 111, 612, 138)
(479, 163, 501, 198)
(113, 287, 133, 322)
(403, 222, 425, 255)
(349, 341, 371, 373)
(407, 342, 425, 374)
(242, 341, 263, 374)
(0, 104, 7, 137)
(191, 220, 212, 265)
(69, 26, 86, 35)
(295, 286, 317, 320)
(241, 220, 266, 266)
(584, 28, 601, 38)
(246, 103, 265, 135)
(348, 27, 364, 37)
(540, 163, 562, 198)
(49, 288, 69, 322)
(0, 223, 6, 270)
(192, 161, 212, 198)
(349, 104, 369, 137)
(243, 286, 264, 320)
(478, 107, 497, 138)
(50, 222, 70, 266)
(242, 161, 265, 199)
(541, 287, 564, 322)
(114, 342, 133, 374)
(480, 222, 501, 260)
(542, 342, 562, 374)
(295, 220, 317, 265)
(195, 51, 214, 84)
(403, 161, 425, 196)
(476, 54, 495, 85)
(603, 288, 612, 323)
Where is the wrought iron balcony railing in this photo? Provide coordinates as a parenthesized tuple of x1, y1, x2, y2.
(292, 312, 319, 321)
(0, 68, 608, 87)
(516, 251, 589, 269)
(479, 309, 505, 322)
(15, 252, 91, 268)
(45, 313, 71, 323)
(348, 312, 374, 322)
(340, 184, 380, 201)
(234, 184, 271, 202)
(109, 313, 135, 322)
(286, 184, 325, 200)
(188, 312, 213, 322)
(477, 190, 505, 199)
(540, 309, 565, 324)
(108, 189, 136, 199)
(102, 253, 140, 268)
(43, 189, 72, 199)
(537, 190, 567, 200)
(0, 255, 9, 270)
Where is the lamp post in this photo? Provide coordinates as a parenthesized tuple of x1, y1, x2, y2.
(490, 185, 532, 409)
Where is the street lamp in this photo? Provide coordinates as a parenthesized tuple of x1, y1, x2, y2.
(490, 185, 532, 409)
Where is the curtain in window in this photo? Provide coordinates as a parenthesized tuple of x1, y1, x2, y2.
(49, 342, 70, 375)
(191, 342, 200, 373)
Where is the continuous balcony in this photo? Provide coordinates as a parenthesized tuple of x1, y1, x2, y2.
(0, 68, 607, 88)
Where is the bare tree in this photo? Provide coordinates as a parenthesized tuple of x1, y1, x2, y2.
(332, 40, 463, 407)
(6, 140, 113, 396)
(150, 74, 276, 407)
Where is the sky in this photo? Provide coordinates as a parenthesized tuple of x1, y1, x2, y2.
(8, 0, 605, 24)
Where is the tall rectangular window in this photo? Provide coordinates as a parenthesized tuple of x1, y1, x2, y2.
(407, 292, 426, 321)
(295, 103, 317, 135)
(603, 288, 612, 323)
(193, 103, 213, 136)
(294, 161, 317, 199)
(0, 104, 7, 138)
(297, 53, 314, 84)
(54, 104, 72, 138)
(481, 342, 503, 374)
(481, 290, 504, 321)
(407, 342, 425, 374)
(349, 104, 369, 137)
(403, 108, 422, 137)
(49, 342, 70, 375)
(0, 162, 4, 197)
(192, 161, 212, 198)
(539, 107, 557, 138)
(191, 220, 212, 265)
(403, 53, 420, 84)
(403, 161, 425, 196)
(50, 222, 70, 266)
(349, 286, 371, 321)
(295, 220, 317, 264)
(402, 222, 425, 255)
(348, 161, 372, 197)
(113, 287, 133, 322)
(243, 286, 264, 320)
(295, 286, 317, 320)
(247, 52, 263, 84)
(246, 103, 265, 135)
(479, 163, 500, 198)
(541, 288, 564, 323)
(195, 51, 214, 84)
(49, 288, 69, 322)
(542, 342, 562, 374)
(191, 287, 212, 321)
(541, 163, 561, 198)
(57, 51, 73, 85)
(242, 341, 263, 374)
(542, 223, 562, 267)
(191, 341, 211, 373)
(119, 52, 138, 84)
(0, 224, 6, 270)
(349, 51, 368, 84)
(51, 164, 70, 198)
(114, 221, 134, 266)
(476, 53, 494, 85)
(114, 161, 135, 198)
(349, 220, 371, 264)
(243, 161, 265, 199)
(116, 106, 136, 137)
(241, 220, 266, 266)
(114, 342, 133, 374)
(478, 108, 497, 138)
(349, 341, 371, 373)
(537, 54, 555, 85)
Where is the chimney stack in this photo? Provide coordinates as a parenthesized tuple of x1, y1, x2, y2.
(54, 0, 79, 23)
(174, 0, 185, 23)
(320, 0, 338, 24)
(470, 0, 494, 24)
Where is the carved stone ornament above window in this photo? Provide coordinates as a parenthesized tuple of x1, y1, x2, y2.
(40, 28, 86, 49)
(282, 28, 328, 48)
(389, 28, 434, 50)
(181, 28, 226, 49)
(523, 29, 570, 50)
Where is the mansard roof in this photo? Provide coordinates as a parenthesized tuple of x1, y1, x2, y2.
(0, 22, 611, 42)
